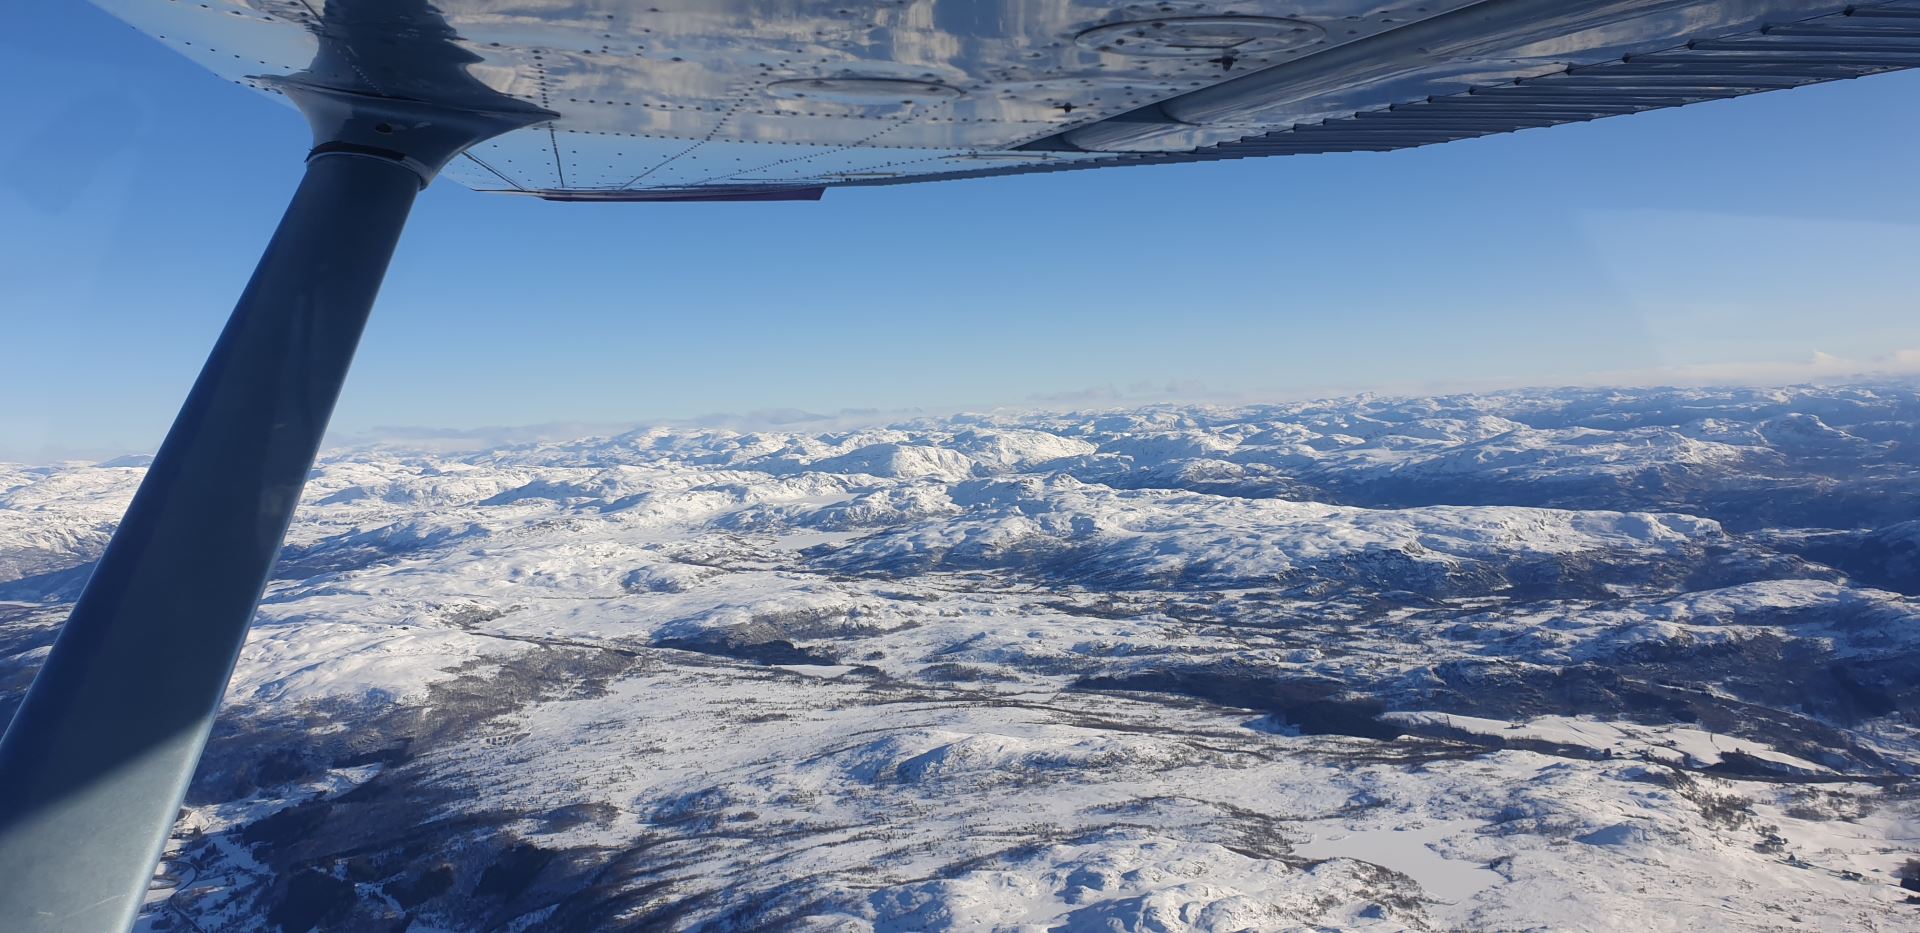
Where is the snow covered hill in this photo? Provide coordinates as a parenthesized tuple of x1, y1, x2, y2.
(2, 384, 1918, 931)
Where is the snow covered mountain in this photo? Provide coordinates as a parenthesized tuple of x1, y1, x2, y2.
(2, 384, 1918, 932)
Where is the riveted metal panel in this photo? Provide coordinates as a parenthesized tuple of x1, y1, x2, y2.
(89, 0, 1920, 196)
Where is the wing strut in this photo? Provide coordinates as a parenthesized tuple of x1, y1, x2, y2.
(0, 144, 423, 933)
(0, 3, 550, 927)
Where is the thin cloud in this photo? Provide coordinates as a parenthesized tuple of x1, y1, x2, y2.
(1568, 348, 1920, 389)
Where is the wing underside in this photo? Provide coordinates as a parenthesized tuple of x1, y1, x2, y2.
(89, 0, 1920, 198)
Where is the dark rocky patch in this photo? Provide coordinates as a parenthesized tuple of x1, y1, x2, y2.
(266, 869, 357, 933)
(1074, 669, 1402, 741)
(386, 863, 455, 909)
(477, 843, 555, 900)
(655, 625, 837, 666)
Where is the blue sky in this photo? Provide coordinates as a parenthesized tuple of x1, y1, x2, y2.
(4, 0, 1918, 460)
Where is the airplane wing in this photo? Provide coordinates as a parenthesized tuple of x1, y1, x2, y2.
(87, 0, 1920, 200)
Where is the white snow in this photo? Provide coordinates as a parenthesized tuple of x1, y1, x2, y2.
(1291, 819, 1501, 902)
(6, 385, 1919, 932)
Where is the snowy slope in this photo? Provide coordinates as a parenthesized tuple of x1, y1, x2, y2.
(2, 384, 1918, 932)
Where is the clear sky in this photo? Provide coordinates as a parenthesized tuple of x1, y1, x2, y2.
(4, 0, 1918, 460)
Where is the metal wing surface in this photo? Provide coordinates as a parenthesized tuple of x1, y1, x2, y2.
(86, 0, 1920, 200)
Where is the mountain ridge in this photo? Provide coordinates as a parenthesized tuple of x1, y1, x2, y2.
(1, 383, 1916, 931)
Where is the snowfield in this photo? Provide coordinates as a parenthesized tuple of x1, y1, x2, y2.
(3, 384, 1919, 932)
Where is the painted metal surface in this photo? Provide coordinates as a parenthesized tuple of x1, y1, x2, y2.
(0, 3, 547, 928)
(84, 0, 1920, 197)
(0, 151, 420, 933)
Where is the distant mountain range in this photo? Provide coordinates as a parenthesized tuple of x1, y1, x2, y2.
(2, 384, 1916, 931)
